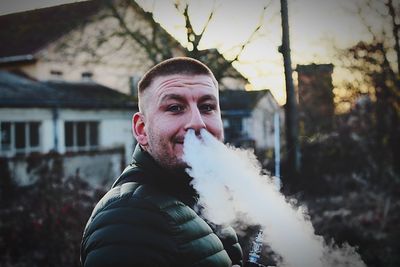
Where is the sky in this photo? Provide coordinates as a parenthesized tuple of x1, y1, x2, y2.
(0, 0, 389, 105)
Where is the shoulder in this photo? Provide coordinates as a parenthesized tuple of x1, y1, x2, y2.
(81, 182, 239, 267)
(81, 182, 183, 267)
(82, 181, 187, 239)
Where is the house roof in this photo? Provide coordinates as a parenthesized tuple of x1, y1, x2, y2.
(0, 71, 137, 109)
(219, 89, 270, 111)
(0, 1, 102, 60)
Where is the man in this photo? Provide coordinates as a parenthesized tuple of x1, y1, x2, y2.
(80, 57, 243, 267)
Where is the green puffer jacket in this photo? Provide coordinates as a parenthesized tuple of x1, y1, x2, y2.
(80, 145, 243, 267)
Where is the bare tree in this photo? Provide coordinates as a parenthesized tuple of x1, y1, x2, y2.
(387, 0, 400, 75)
(56, 0, 269, 86)
(172, 0, 268, 82)
(336, 0, 399, 174)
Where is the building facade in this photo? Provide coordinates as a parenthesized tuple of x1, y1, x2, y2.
(0, 71, 136, 187)
(220, 89, 282, 152)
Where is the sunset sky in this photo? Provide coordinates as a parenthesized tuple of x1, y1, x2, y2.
(0, 0, 392, 105)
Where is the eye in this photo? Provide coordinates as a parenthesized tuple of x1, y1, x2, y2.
(200, 104, 216, 113)
(167, 104, 184, 113)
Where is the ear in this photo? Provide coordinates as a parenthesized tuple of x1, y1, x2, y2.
(132, 112, 148, 146)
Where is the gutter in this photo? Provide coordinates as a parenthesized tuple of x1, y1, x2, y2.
(52, 107, 59, 152)
(221, 110, 251, 117)
(0, 54, 35, 64)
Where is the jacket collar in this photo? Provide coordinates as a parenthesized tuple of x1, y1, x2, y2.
(130, 144, 198, 206)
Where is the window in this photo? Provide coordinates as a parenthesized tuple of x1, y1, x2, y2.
(223, 117, 243, 142)
(223, 118, 230, 128)
(230, 118, 243, 136)
(64, 121, 99, 152)
(81, 71, 93, 81)
(263, 115, 268, 141)
(50, 70, 63, 79)
(0, 121, 41, 155)
(1, 122, 11, 151)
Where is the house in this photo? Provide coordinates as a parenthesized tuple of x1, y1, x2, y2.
(0, 0, 248, 95)
(219, 89, 281, 152)
(0, 71, 137, 187)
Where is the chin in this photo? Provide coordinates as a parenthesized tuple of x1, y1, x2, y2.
(157, 155, 187, 171)
(172, 159, 189, 170)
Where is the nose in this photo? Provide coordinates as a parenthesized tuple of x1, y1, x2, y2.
(184, 106, 206, 135)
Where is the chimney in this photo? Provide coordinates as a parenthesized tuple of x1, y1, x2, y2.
(296, 63, 334, 135)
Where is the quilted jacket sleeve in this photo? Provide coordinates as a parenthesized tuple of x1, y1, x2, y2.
(213, 226, 243, 266)
(80, 183, 178, 267)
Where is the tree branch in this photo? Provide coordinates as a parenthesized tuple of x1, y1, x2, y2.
(386, 0, 400, 75)
(105, 1, 159, 63)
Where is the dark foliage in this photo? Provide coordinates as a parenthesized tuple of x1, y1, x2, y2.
(287, 101, 400, 267)
(0, 153, 106, 267)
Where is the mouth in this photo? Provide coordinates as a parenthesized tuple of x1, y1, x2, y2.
(175, 142, 184, 149)
(173, 140, 184, 151)
(174, 137, 185, 145)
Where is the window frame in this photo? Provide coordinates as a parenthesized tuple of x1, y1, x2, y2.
(0, 121, 41, 156)
(64, 121, 99, 152)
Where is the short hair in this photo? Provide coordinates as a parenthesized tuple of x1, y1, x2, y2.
(137, 57, 218, 113)
(139, 56, 218, 92)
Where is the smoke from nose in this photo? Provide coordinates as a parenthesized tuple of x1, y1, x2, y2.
(183, 129, 366, 267)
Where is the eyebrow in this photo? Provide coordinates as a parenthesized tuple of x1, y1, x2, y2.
(159, 94, 185, 104)
(159, 93, 218, 104)
(198, 94, 218, 102)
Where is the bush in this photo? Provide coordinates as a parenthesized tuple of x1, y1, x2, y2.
(0, 153, 106, 267)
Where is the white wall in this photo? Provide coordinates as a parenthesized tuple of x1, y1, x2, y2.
(63, 152, 124, 188)
(6, 150, 124, 188)
(249, 93, 281, 150)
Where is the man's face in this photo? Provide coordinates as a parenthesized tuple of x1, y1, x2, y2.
(133, 74, 224, 171)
